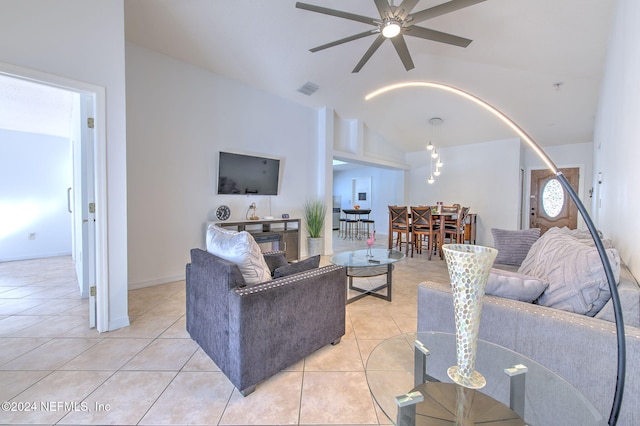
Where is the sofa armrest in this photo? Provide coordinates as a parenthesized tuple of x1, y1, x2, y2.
(417, 281, 640, 425)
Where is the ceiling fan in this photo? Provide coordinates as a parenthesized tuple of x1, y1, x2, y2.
(296, 0, 486, 73)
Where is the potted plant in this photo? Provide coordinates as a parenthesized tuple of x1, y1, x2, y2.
(303, 199, 328, 256)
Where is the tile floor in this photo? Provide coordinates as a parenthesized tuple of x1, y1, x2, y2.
(0, 232, 450, 425)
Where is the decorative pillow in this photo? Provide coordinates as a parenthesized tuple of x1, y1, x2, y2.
(491, 228, 541, 266)
(206, 224, 272, 285)
(486, 268, 549, 303)
(263, 252, 289, 276)
(273, 255, 320, 278)
(518, 227, 621, 316)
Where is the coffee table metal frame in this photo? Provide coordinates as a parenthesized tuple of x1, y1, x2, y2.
(329, 248, 405, 304)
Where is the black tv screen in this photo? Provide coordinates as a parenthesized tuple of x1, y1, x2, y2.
(217, 152, 280, 195)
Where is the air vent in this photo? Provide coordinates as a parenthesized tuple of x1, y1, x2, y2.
(297, 81, 319, 96)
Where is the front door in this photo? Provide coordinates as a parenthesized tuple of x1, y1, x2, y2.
(530, 167, 579, 234)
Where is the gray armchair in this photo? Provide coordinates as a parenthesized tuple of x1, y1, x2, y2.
(186, 248, 346, 396)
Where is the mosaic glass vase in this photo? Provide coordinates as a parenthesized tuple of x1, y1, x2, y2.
(442, 244, 498, 389)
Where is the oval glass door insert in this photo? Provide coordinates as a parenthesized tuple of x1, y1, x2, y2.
(542, 178, 564, 218)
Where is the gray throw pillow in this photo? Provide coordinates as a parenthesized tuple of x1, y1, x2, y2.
(492, 228, 541, 266)
(486, 268, 549, 303)
(263, 252, 289, 276)
(273, 255, 320, 278)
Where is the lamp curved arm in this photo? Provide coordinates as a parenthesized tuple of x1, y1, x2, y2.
(366, 81, 626, 425)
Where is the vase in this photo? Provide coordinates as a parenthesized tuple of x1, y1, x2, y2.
(307, 237, 324, 257)
(442, 244, 498, 389)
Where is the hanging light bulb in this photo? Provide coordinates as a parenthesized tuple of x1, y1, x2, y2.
(426, 140, 434, 151)
(433, 168, 441, 177)
(428, 174, 435, 184)
(436, 156, 443, 168)
(431, 148, 439, 159)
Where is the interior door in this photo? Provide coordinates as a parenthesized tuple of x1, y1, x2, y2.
(72, 94, 97, 328)
(530, 167, 579, 233)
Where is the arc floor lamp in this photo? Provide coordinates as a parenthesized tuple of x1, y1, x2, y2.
(365, 81, 626, 426)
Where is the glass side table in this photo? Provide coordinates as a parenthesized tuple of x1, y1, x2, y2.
(366, 332, 606, 426)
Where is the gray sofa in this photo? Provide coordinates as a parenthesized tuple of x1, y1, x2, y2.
(417, 230, 640, 425)
(186, 248, 346, 396)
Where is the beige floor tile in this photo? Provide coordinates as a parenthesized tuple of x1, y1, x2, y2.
(158, 315, 190, 338)
(0, 298, 49, 315)
(139, 371, 233, 425)
(1, 337, 100, 370)
(62, 337, 152, 370)
(219, 371, 303, 425)
(0, 315, 50, 336)
(351, 315, 402, 340)
(18, 297, 84, 315)
(58, 371, 176, 425)
(122, 338, 198, 371)
(182, 347, 220, 372)
(304, 338, 364, 371)
(0, 370, 112, 425)
(10, 315, 86, 337)
(0, 337, 51, 366)
(104, 313, 181, 339)
(299, 371, 378, 425)
(0, 370, 50, 401)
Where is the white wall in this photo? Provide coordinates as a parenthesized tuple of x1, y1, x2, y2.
(0, 0, 129, 331)
(406, 138, 522, 246)
(593, 0, 640, 278)
(0, 130, 72, 261)
(126, 43, 321, 288)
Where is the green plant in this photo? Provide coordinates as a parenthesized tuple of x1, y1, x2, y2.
(303, 199, 327, 238)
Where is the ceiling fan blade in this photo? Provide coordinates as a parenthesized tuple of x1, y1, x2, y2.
(352, 34, 386, 73)
(309, 30, 377, 53)
(404, 25, 472, 47)
(373, 0, 393, 18)
(296, 2, 378, 26)
(394, 0, 420, 20)
(408, 0, 486, 25)
(390, 35, 415, 71)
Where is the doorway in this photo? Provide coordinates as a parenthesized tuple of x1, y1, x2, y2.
(0, 67, 106, 330)
(530, 167, 579, 233)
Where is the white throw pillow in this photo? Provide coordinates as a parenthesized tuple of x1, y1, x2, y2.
(518, 227, 620, 315)
(206, 224, 272, 284)
(486, 268, 549, 302)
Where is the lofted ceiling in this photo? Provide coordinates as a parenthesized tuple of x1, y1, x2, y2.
(124, 0, 617, 154)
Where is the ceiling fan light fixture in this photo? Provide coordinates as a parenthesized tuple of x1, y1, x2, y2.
(381, 18, 401, 38)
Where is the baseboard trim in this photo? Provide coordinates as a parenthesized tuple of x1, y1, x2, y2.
(128, 274, 185, 290)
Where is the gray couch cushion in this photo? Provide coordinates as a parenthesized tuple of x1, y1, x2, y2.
(596, 264, 640, 327)
(518, 227, 621, 316)
(486, 268, 549, 302)
(491, 228, 541, 266)
(273, 255, 320, 278)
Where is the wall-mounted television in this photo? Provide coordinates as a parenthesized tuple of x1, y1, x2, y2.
(217, 151, 281, 195)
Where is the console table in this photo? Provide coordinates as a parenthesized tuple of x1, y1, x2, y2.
(215, 218, 300, 261)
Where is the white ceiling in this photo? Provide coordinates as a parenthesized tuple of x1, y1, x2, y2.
(124, 0, 617, 153)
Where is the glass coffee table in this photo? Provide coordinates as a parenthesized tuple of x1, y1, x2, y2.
(330, 248, 405, 304)
(366, 332, 605, 426)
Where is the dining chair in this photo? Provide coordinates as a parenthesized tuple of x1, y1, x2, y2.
(443, 206, 470, 244)
(410, 206, 439, 260)
(388, 206, 412, 256)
